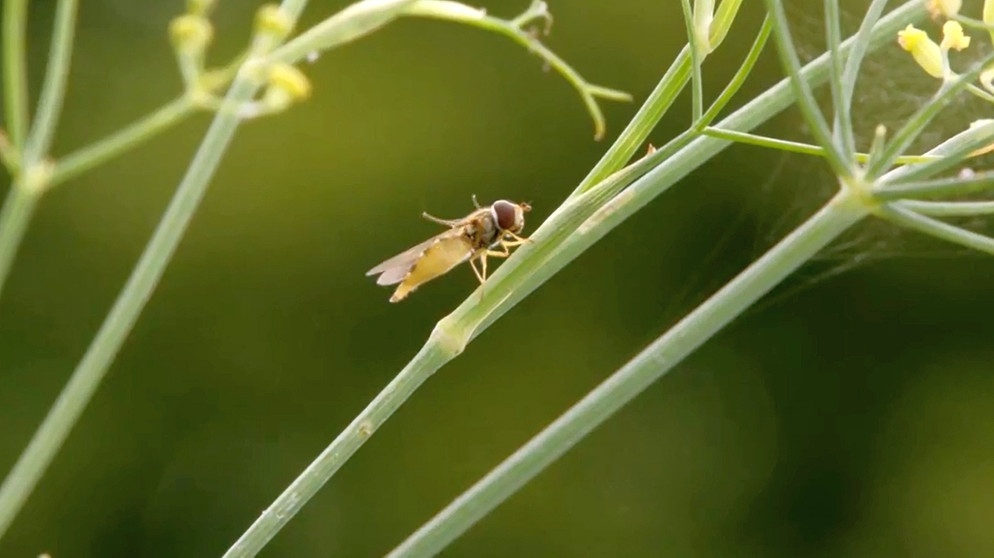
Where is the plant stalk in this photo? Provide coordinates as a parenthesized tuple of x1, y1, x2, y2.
(388, 189, 868, 557)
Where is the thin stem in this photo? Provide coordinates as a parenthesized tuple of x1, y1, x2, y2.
(695, 15, 771, 130)
(898, 199, 994, 216)
(0, 76, 261, 544)
(570, 46, 691, 196)
(0, 0, 302, 532)
(763, 0, 850, 178)
(448, 0, 924, 370)
(875, 119, 994, 186)
(702, 127, 935, 164)
(873, 170, 994, 200)
(2, 0, 29, 148)
(221, 334, 457, 558)
(681, 0, 704, 123)
(24, 0, 79, 162)
(708, 0, 744, 50)
(389, 190, 868, 557)
(840, 0, 887, 110)
(400, 0, 631, 140)
(0, 183, 41, 300)
(825, 0, 855, 165)
(966, 83, 994, 104)
(877, 202, 994, 256)
(48, 96, 196, 187)
(865, 52, 994, 180)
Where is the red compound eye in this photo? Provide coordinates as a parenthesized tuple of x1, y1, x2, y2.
(492, 200, 517, 231)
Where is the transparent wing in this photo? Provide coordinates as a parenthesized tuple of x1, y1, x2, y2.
(366, 236, 441, 285)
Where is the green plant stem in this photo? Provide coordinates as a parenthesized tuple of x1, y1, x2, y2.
(703, 127, 936, 164)
(695, 15, 771, 130)
(0, 0, 413, 546)
(840, 0, 888, 104)
(0, 0, 317, 532)
(465, 0, 923, 339)
(681, 0, 704, 123)
(221, 337, 455, 558)
(24, 0, 79, 162)
(0, 183, 40, 299)
(865, 51, 994, 180)
(875, 120, 994, 186)
(708, 0, 744, 49)
(389, 189, 868, 557)
(763, 0, 849, 177)
(878, 202, 994, 255)
(571, 46, 691, 195)
(0, 76, 260, 544)
(825, 0, 855, 164)
(225, 3, 925, 555)
(897, 199, 994, 216)
(2, 0, 29, 148)
(48, 95, 196, 187)
(874, 170, 994, 200)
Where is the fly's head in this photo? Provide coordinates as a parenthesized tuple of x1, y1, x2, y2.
(490, 200, 531, 235)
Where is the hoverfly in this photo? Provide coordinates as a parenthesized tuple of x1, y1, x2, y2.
(366, 197, 532, 302)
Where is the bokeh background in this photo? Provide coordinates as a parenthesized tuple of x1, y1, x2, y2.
(2, 1, 994, 556)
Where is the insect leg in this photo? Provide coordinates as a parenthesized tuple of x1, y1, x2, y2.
(488, 244, 511, 257)
(502, 231, 533, 245)
(422, 212, 462, 227)
(479, 252, 489, 283)
(469, 255, 485, 284)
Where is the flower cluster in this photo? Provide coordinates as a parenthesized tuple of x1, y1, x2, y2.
(899, 1, 994, 89)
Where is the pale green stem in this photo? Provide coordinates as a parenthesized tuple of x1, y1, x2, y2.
(874, 170, 994, 200)
(0, 0, 79, 302)
(694, 15, 770, 130)
(878, 202, 994, 255)
(388, 189, 868, 557)
(2, 0, 29, 148)
(381, 0, 632, 140)
(764, 0, 849, 177)
(221, 335, 456, 558)
(682, 0, 704, 123)
(840, 0, 888, 103)
(874, 120, 994, 186)
(0, 182, 40, 300)
(702, 127, 937, 165)
(865, 52, 994, 180)
(825, 0, 855, 165)
(897, 199, 994, 216)
(24, 0, 79, 162)
(49, 96, 196, 187)
(0, 0, 316, 536)
(570, 46, 691, 196)
(269, 0, 633, 140)
(708, 0, 744, 49)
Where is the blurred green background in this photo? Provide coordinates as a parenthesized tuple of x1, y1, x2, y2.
(2, 1, 994, 556)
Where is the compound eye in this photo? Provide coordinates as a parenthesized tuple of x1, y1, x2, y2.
(492, 200, 518, 231)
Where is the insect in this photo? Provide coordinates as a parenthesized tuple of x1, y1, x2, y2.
(366, 197, 532, 302)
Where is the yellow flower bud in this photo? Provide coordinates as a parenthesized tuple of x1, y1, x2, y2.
(927, 0, 962, 18)
(898, 25, 943, 78)
(255, 4, 294, 41)
(941, 21, 970, 51)
(268, 64, 311, 101)
(169, 14, 213, 52)
(257, 64, 312, 114)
